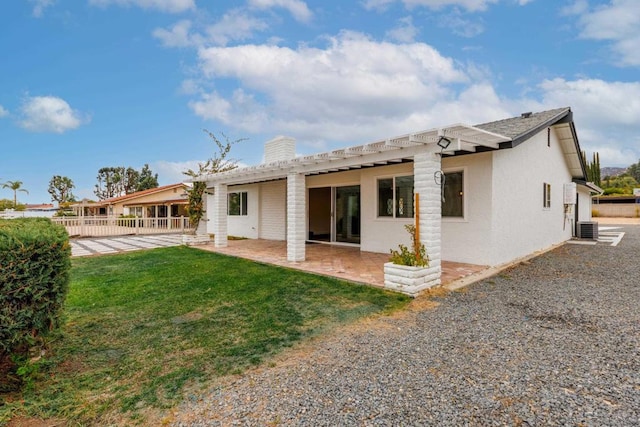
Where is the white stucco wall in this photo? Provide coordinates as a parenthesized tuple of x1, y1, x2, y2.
(488, 127, 575, 266)
(440, 152, 494, 265)
(305, 164, 417, 254)
(360, 163, 415, 253)
(577, 186, 593, 222)
(259, 180, 286, 240)
(226, 184, 260, 239)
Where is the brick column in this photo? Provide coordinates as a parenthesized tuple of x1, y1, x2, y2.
(287, 172, 306, 261)
(414, 149, 442, 284)
(213, 183, 228, 247)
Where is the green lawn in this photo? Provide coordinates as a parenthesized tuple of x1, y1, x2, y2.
(2, 246, 409, 425)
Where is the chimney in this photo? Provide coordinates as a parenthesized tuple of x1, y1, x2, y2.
(521, 112, 532, 119)
(264, 136, 296, 164)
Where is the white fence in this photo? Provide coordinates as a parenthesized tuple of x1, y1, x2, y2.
(51, 216, 193, 237)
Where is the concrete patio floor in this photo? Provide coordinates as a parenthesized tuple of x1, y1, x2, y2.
(197, 239, 487, 289)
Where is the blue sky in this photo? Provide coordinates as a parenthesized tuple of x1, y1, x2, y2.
(1, 0, 639, 204)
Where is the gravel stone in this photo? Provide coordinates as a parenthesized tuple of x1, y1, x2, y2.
(172, 225, 640, 426)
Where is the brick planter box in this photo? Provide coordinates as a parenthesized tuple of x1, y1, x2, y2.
(181, 234, 211, 246)
(383, 262, 440, 296)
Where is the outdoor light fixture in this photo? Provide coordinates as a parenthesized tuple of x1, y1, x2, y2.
(437, 136, 452, 149)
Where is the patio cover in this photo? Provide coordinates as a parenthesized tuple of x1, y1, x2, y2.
(196, 124, 511, 186)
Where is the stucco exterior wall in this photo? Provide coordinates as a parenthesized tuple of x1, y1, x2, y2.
(305, 163, 417, 254)
(259, 180, 286, 240)
(115, 187, 187, 217)
(360, 163, 415, 253)
(489, 127, 574, 266)
(227, 184, 259, 239)
(440, 152, 494, 265)
(577, 187, 594, 222)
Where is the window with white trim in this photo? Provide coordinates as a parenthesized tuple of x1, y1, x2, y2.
(543, 183, 551, 209)
(442, 171, 464, 218)
(228, 191, 248, 216)
(377, 175, 414, 218)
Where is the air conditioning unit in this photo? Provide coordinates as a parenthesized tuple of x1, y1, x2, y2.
(576, 221, 598, 240)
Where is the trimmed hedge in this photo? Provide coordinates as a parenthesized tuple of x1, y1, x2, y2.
(0, 218, 71, 358)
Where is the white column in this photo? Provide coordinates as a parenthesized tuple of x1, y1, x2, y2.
(414, 149, 442, 284)
(287, 172, 306, 261)
(213, 183, 228, 247)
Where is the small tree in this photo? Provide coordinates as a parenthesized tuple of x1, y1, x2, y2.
(628, 159, 640, 183)
(183, 130, 245, 233)
(48, 175, 76, 205)
(136, 164, 159, 192)
(1, 180, 29, 207)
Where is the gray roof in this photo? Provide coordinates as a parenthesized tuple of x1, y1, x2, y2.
(475, 107, 571, 146)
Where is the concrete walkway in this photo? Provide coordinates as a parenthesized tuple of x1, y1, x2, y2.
(70, 234, 184, 257)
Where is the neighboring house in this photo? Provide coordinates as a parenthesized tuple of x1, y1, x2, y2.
(198, 107, 601, 277)
(72, 183, 189, 219)
(0, 204, 58, 218)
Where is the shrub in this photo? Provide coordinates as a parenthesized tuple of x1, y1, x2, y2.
(389, 224, 429, 267)
(0, 218, 71, 383)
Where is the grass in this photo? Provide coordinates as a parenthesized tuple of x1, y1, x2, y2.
(1, 246, 409, 425)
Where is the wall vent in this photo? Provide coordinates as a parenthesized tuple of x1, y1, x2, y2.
(576, 221, 598, 240)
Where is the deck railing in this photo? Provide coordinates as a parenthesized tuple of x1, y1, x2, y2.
(51, 216, 193, 237)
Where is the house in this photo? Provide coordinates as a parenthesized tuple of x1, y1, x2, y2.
(71, 183, 189, 219)
(197, 107, 601, 292)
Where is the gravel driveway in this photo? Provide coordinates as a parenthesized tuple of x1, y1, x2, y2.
(172, 225, 640, 426)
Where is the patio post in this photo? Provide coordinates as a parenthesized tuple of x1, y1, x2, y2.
(287, 172, 306, 261)
(413, 148, 442, 285)
(213, 183, 228, 247)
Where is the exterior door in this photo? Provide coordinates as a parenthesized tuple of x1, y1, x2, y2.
(308, 186, 360, 244)
(335, 185, 360, 244)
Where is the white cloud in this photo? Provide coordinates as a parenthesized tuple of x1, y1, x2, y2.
(153, 159, 250, 184)
(205, 9, 269, 46)
(561, 0, 588, 15)
(573, 0, 640, 66)
(248, 0, 313, 23)
(89, 0, 195, 13)
(537, 78, 640, 166)
(190, 31, 471, 144)
(29, 0, 55, 17)
(153, 160, 202, 184)
(19, 96, 88, 133)
(439, 10, 485, 37)
(363, 0, 499, 12)
(386, 16, 420, 42)
(153, 20, 198, 47)
(153, 11, 268, 48)
(362, 0, 394, 12)
(0, 105, 8, 118)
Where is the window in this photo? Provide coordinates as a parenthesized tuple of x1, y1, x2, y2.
(543, 183, 551, 209)
(442, 171, 464, 218)
(130, 206, 143, 217)
(377, 175, 414, 218)
(228, 191, 248, 216)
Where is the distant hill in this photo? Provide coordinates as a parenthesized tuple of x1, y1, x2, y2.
(601, 167, 627, 177)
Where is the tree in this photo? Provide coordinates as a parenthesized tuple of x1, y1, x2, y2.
(183, 130, 245, 232)
(94, 165, 159, 200)
(94, 167, 122, 200)
(136, 164, 159, 192)
(581, 151, 601, 186)
(628, 159, 640, 183)
(120, 167, 139, 195)
(48, 175, 76, 205)
(1, 180, 29, 207)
